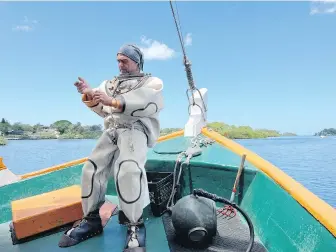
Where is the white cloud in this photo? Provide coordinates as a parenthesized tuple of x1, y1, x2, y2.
(12, 25, 33, 32)
(12, 16, 38, 32)
(138, 33, 193, 61)
(310, 0, 336, 15)
(184, 33, 192, 47)
(139, 36, 176, 60)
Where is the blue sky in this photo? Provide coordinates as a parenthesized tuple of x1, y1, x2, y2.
(0, 1, 335, 135)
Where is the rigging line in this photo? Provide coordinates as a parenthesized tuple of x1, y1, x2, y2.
(169, 0, 196, 92)
(174, 0, 184, 46)
(169, 0, 208, 114)
(169, 0, 187, 59)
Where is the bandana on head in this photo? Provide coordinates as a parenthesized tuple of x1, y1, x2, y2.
(117, 44, 144, 71)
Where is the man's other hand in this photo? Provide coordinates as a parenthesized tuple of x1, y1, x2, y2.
(74, 77, 93, 96)
(93, 91, 113, 106)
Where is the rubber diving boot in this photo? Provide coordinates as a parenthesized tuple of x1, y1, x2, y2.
(118, 210, 143, 226)
(123, 223, 146, 252)
(118, 210, 130, 225)
(58, 209, 103, 248)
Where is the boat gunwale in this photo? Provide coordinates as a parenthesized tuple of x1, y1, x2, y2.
(201, 127, 336, 238)
(16, 130, 185, 180)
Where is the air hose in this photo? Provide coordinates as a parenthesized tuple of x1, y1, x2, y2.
(192, 189, 255, 252)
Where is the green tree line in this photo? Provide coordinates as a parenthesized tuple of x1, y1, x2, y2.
(0, 118, 103, 142)
(206, 122, 296, 139)
(0, 118, 297, 146)
(314, 128, 336, 136)
(158, 122, 296, 139)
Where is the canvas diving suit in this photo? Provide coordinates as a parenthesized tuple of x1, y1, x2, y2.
(81, 73, 164, 223)
(58, 72, 164, 250)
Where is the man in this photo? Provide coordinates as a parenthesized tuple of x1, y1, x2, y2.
(58, 44, 164, 252)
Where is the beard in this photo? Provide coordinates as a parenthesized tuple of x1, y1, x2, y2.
(120, 69, 129, 74)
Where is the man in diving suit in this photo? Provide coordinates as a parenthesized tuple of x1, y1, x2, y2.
(58, 44, 164, 252)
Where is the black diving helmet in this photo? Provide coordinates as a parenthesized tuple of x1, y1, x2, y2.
(171, 194, 217, 248)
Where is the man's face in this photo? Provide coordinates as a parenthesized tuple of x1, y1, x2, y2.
(117, 54, 139, 74)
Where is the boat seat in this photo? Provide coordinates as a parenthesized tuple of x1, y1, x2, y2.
(10, 185, 86, 243)
(10, 185, 118, 244)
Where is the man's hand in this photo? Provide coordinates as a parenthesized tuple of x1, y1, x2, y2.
(74, 77, 93, 96)
(93, 91, 113, 106)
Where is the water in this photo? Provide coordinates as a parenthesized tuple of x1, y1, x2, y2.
(0, 139, 97, 175)
(236, 136, 336, 208)
(0, 136, 335, 208)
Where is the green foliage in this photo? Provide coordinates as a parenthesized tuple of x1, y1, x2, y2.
(0, 118, 11, 134)
(56, 122, 102, 139)
(160, 128, 182, 136)
(51, 120, 73, 134)
(0, 136, 6, 145)
(315, 128, 336, 136)
(0, 118, 103, 140)
(32, 123, 44, 133)
(158, 122, 293, 139)
(207, 122, 294, 139)
(282, 132, 297, 136)
(11, 122, 33, 132)
(0, 117, 297, 141)
(58, 131, 101, 140)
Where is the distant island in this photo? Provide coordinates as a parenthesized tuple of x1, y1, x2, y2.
(205, 122, 296, 139)
(314, 128, 336, 137)
(0, 118, 297, 146)
(0, 118, 102, 145)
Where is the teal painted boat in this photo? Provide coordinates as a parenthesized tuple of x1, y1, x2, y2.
(1, 128, 336, 252)
(1, 2, 336, 251)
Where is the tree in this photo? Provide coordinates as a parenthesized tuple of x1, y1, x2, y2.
(0, 119, 11, 134)
(315, 128, 336, 136)
(73, 122, 84, 134)
(33, 123, 43, 133)
(90, 125, 103, 131)
(51, 120, 72, 134)
(12, 122, 24, 131)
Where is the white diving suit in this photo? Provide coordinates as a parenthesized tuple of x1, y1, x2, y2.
(59, 72, 164, 251)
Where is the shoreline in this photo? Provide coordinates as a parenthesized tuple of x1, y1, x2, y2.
(1, 120, 299, 145)
(1, 134, 301, 142)
(3, 137, 98, 141)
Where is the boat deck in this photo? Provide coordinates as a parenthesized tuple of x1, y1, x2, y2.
(0, 196, 267, 252)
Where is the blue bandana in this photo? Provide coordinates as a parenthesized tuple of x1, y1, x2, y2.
(117, 44, 144, 71)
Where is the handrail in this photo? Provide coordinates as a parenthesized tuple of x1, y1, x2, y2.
(201, 127, 336, 237)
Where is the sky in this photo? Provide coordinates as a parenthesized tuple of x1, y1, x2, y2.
(0, 1, 335, 135)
